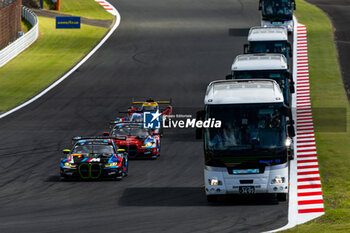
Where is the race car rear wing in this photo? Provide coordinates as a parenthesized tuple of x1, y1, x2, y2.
(131, 98, 172, 105)
(110, 121, 143, 126)
(72, 135, 127, 142)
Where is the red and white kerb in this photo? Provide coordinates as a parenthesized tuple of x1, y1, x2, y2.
(295, 24, 324, 215)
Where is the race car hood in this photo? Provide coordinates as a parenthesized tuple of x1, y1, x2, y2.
(116, 136, 148, 145)
(70, 153, 114, 164)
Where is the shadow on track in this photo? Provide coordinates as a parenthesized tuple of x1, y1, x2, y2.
(229, 28, 251, 37)
(46, 175, 121, 182)
(118, 187, 280, 207)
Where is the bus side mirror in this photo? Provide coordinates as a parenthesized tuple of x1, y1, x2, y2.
(243, 44, 248, 54)
(288, 42, 293, 57)
(196, 110, 205, 139)
(288, 125, 295, 137)
(259, 0, 262, 10)
(226, 74, 233, 80)
(196, 110, 205, 120)
(290, 80, 295, 94)
(281, 106, 289, 116)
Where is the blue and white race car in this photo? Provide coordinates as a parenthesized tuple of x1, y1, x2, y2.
(60, 137, 128, 180)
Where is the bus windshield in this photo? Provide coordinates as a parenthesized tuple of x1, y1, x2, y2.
(262, 0, 293, 20)
(249, 41, 288, 55)
(205, 103, 286, 152)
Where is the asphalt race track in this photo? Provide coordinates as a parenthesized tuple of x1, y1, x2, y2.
(306, 0, 350, 100)
(0, 0, 288, 232)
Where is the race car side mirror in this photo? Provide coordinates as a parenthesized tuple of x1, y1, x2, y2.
(63, 149, 71, 154)
(103, 132, 110, 136)
(243, 44, 248, 54)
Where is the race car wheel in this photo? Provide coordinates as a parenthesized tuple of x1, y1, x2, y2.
(123, 161, 128, 177)
(60, 169, 67, 181)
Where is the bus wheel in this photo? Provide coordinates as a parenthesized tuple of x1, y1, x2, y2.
(206, 195, 218, 203)
(277, 193, 287, 202)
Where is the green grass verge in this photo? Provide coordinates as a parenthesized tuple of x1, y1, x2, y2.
(283, 0, 350, 232)
(57, 0, 114, 20)
(0, 17, 108, 113)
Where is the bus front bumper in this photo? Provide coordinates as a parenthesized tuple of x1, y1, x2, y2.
(261, 20, 294, 32)
(204, 165, 289, 196)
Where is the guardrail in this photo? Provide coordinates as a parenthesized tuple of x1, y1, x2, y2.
(0, 6, 39, 68)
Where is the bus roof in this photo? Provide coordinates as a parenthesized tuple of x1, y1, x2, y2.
(231, 54, 288, 71)
(248, 26, 288, 41)
(205, 80, 284, 105)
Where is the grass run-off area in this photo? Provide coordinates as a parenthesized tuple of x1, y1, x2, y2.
(0, 16, 108, 113)
(284, 0, 350, 232)
(43, 0, 114, 20)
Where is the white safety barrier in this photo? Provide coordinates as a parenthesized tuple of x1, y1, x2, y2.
(0, 6, 39, 68)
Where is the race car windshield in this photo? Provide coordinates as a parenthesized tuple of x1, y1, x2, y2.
(142, 105, 158, 112)
(205, 103, 286, 152)
(249, 41, 288, 55)
(72, 144, 115, 154)
(112, 127, 149, 137)
(131, 114, 143, 122)
(262, 0, 293, 20)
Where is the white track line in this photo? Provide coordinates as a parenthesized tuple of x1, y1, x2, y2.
(0, 1, 121, 119)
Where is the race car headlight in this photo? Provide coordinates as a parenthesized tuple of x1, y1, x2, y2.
(271, 176, 285, 184)
(105, 162, 118, 168)
(143, 142, 154, 147)
(209, 178, 222, 186)
(64, 163, 76, 168)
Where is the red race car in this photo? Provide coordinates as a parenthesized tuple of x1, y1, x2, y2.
(116, 98, 173, 122)
(105, 122, 161, 159)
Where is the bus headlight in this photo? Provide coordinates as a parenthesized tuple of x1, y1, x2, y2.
(209, 178, 222, 186)
(271, 176, 285, 184)
(285, 137, 292, 147)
